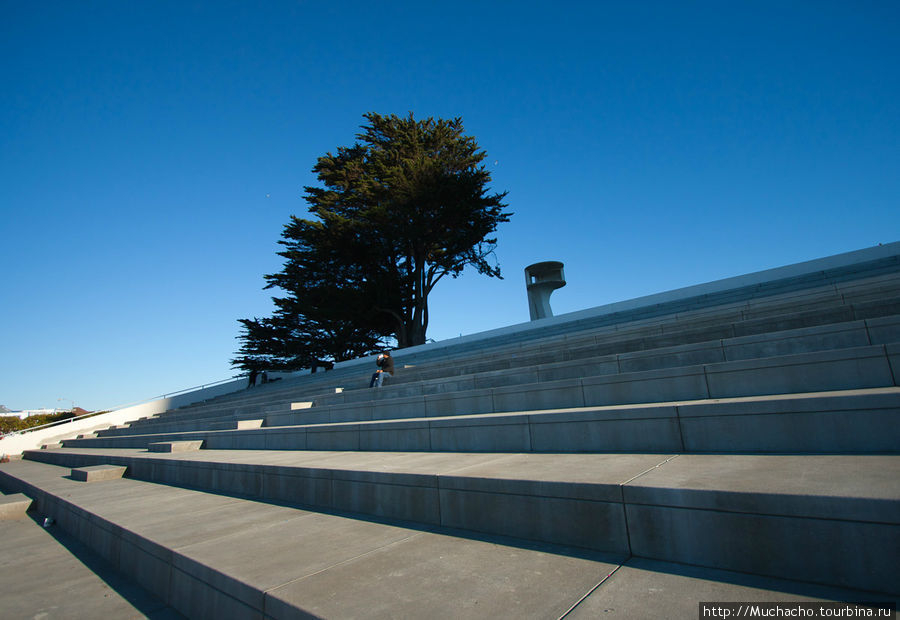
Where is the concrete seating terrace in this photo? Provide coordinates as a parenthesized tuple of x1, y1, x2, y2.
(2, 243, 899, 618)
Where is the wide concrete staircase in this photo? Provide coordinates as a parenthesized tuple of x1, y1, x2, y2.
(2, 246, 899, 618)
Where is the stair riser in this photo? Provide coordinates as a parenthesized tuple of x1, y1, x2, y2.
(14, 453, 897, 595)
(62, 391, 900, 455)
(0, 467, 266, 619)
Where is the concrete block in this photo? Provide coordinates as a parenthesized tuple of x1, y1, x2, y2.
(266, 409, 331, 427)
(679, 400, 900, 453)
(371, 395, 426, 421)
(71, 465, 128, 482)
(438, 487, 630, 553)
(624, 504, 899, 594)
(425, 389, 493, 417)
(622, 454, 900, 527)
(377, 383, 424, 399)
(866, 315, 900, 345)
(359, 421, 431, 451)
(116, 537, 174, 606)
(168, 566, 262, 620)
(261, 467, 332, 506)
(263, 427, 308, 450)
(492, 377, 585, 412)
(289, 402, 313, 410)
(148, 441, 204, 453)
(474, 367, 540, 389)
(537, 356, 618, 382)
(324, 401, 374, 424)
(234, 419, 263, 430)
(852, 296, 900, 320)
(331, 471, 440, 524)
(211, 466, 263, 498)
(429, 415, 533, 452)
(705, 345, 894, 398)
(305, 425, 360, 451)
(420, 375, 476, 394)
(529, 406, 683, 452)
(734, 306, 857, 336)
(723, 321, 870, 362)
(0, 493, 32, 519)
(887, 342, 900, 385)
(618, 341, 725, 374)
(582, 365, 708, 407)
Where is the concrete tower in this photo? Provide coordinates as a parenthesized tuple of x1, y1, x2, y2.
(525, 261, 566, 320)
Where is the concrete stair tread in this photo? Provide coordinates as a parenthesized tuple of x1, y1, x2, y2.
(0, 459, 629, 618)
(0, 491, 33, 519)
(134, 298, 900, 433)
(567, 557, 896, 618)
(120, 386, 900, 432)
(152, 279, 900, 420)
(23, 446, 900, 522)
(0, 515, 181, 619)
(2, 457, 895, 616)
(58, 387, 900, 455)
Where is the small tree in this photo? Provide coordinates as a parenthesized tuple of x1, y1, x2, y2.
(233, 112, 510, 370)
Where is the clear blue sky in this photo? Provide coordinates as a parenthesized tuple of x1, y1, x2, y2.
(2, 1, 898, 411)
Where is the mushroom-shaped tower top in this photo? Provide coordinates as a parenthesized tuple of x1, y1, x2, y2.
(525, 261, 566, 320)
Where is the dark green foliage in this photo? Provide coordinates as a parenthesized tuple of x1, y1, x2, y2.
(0, 410, 99, 435)
(233, 112, 510, 371)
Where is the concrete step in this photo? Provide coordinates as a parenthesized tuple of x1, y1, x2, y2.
(61, 388, 900, 455)
(7, 459, 888, 619)
(0, 511, 181, 618)
(142, 273, 900, 426)
(105, 312, 900, 440)
(11, 450, 899, 596)
(400, 252, 900, 354)
(0, 491, 32, 519)
(262, 344, 899, 428)
(0, 458, 630, 618)
(316, 316, 898, 408)
(125, 274, 900, 432)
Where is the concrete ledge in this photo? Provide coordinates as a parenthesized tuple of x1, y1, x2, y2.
(59, 388, 900, 455)
(0, 493, 32, 519)
(13, 449, 899, 594)
(70, 464, 128, 482)
(234, 419, 263, 430)
(148, 441, 204, 453)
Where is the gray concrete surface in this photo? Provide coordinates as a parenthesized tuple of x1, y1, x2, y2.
(0, 492, 32, 519)
(70, 464, 128, 481)
(0, 514, 182, 619)
(566, 558, 897, 619)
(12, 447, 900, 594)
(3, 247, 899, 618)
(58, 387, 900, 455)
(2, 457, 895, 619)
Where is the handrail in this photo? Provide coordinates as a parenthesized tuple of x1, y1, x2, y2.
(0, 375, 242, 438)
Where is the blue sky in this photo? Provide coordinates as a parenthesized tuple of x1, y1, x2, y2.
(2, 1, 898, 411)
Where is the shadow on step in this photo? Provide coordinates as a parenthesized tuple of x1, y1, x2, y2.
(20, 511, 184, 619)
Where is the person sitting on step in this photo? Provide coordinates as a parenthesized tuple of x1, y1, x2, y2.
(369, 350, 394, 388)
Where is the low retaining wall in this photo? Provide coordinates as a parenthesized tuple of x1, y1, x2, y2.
(0, 378, 247, 457)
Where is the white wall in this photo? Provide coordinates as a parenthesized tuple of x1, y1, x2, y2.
(0, 378, 247, 457)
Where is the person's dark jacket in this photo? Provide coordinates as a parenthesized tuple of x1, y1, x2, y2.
(377, 353, 394, 375)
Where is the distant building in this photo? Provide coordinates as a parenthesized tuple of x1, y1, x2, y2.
(0, 408, 66, 420)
